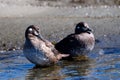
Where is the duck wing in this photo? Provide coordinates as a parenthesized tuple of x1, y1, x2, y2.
(44, 40, 54, 48)
(55, 34, 85, 54)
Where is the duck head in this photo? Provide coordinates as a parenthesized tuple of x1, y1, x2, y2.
(25, 25, 44, 40)
(75, 22, 93, 34)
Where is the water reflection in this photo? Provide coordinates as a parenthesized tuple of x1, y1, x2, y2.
(0, 47, 120, 80)
(25, 58, 94, 80)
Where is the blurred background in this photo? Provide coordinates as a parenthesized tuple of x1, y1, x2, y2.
(0, 0, 120, 7)
(0, 0, 120, 51)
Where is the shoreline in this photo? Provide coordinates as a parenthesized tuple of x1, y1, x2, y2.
(0, 17, 120, 51)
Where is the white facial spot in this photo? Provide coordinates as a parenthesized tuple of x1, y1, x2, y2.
(84, 23, 89, 28)
(29, 28, 33, 32)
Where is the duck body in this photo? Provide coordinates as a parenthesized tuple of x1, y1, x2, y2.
(23, 25, 69, 67)
(24, 39, 53, 66)
(55, 22, 95, 57)
(55, 33, 95, 57)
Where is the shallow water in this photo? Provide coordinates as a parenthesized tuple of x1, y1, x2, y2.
(0, 47, 120, 80)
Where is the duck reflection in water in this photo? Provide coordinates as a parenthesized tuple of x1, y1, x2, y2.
(25, 59, 93, 80)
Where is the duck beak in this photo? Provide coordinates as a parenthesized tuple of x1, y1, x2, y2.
(36, 33, 46, 41)
(88, 28, 93, 32)
(34, 30, 46, 41)
(87, 28, 93, 34)
(36, 33, 43, 39)
(33, 30, 42, 39)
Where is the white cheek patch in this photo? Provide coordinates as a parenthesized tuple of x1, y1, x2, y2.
(84, 23, 89, 28)
(29, 28, 33, 32)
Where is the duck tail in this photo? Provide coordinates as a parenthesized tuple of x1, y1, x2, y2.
(56, 54, 70, 60)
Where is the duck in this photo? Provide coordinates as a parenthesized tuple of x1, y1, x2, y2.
(23, 25, 69, 67)
(55, 22, 95, 58)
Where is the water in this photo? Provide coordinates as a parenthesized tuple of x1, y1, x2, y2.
(0, 0, 120, 80)
(0, 47, 120, 80)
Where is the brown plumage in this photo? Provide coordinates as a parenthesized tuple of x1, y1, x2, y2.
(55, 22, 95, 58)
(23, 25, 69, 67)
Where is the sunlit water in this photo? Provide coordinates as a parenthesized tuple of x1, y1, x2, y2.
(0, 47, 120, 80)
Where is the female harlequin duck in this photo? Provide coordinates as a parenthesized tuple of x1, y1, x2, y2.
(55, 22, 95, 58)
(23, 25, 69, 67)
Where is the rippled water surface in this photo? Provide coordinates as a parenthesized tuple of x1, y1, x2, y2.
(0, 47, 120, 80)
